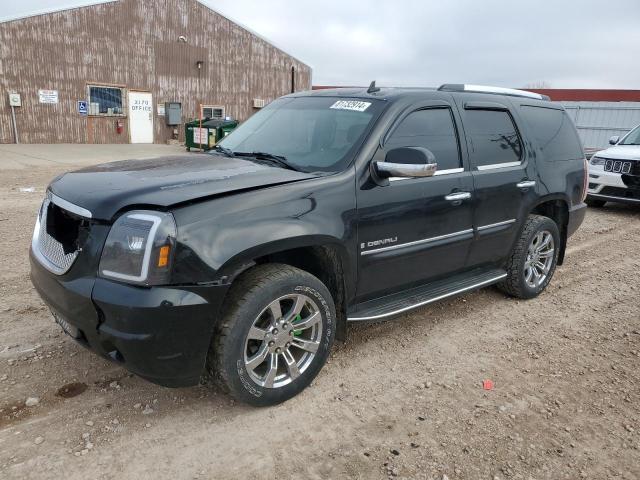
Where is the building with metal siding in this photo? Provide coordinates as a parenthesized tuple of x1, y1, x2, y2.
(0, 0, 312, 144)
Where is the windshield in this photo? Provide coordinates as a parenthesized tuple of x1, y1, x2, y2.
(620, 125, 640, 145)
(217, 96, 383, 173)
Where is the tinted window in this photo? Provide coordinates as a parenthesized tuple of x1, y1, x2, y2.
(386, 108, 461, 170)
(464, 109, 522, 167)
(520, 106, 584, 160)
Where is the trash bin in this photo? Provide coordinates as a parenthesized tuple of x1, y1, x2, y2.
(185, 118, 239, 151)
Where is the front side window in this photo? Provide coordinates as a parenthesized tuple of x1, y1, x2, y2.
(620, 124, 640, 145)
(218, 97, 384, 173)
(88, 86, 125, 116)
(464, 109, 522, 168)
(386, 108, 461, 171)
(519, 106, 583, 160)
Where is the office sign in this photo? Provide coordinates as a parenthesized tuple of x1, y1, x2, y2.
(39, 89, 59, 104)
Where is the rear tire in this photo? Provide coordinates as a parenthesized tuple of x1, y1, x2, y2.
(585, 198, 606, 208)
(209, 264, 335, 406)
(498, 215, 560, 299)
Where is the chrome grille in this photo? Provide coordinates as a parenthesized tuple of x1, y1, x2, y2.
(32, 194, 91, 275)
(604, 159, 633, 174)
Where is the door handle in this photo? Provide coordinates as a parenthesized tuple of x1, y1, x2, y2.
(516, 180, 536, 189)
(444, 192, 471, 201)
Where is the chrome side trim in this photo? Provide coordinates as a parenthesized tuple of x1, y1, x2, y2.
(389, 167, 464, 182)
(348, 273, 508, 321)
(434, 167, 464, 176)
(588, 193, 640, 204)
(49, 192, 92, 219)
(360, 229, 473, 256)
(477, 161, 522, 171)
(477, 219, 516, 231)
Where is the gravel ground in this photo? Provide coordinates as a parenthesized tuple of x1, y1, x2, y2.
(0, 164, 639, 480)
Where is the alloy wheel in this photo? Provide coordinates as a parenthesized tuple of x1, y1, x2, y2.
(243, 293, 322, 388)
(524, 230, 555, 289)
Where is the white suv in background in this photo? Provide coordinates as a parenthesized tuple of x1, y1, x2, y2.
(587, 123, 640, 207)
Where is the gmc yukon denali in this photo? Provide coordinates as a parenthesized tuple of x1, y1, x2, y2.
(30, 84, 588, 406)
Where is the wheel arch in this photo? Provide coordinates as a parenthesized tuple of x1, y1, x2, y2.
(216, 237, 352, 341)
(530, 195, 569, 265)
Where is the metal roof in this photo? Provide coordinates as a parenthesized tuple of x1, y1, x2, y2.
(0, 0, 307, 66)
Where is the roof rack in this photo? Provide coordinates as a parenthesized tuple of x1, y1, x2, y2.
(438, 84, 548, 100)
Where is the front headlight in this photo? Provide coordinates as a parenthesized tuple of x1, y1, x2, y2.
(99, 210, 176, 286)
(590, 156, 606, 166)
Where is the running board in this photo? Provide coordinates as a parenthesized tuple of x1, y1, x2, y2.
(347, 269, 507, 321)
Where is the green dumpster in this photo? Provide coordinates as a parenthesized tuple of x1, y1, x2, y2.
(185, 118, 239, 151)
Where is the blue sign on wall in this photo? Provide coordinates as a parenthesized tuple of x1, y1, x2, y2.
(77, 100, 88, 116)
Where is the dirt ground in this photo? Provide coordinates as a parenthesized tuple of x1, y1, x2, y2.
(0, 163, 639, 480)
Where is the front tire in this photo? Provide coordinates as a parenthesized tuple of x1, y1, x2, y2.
(209, 264, 335, 406)
(498, 215, 560, 299)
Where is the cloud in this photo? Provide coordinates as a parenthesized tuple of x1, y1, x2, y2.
(211, 0, 640, 89)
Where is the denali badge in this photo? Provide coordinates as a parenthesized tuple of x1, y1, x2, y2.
(361, 237, 398, 250)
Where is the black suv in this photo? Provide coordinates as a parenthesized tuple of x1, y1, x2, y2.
(30, 84, 587, 406)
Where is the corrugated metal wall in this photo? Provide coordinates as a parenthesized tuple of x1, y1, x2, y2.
(561, 102, 640, 150)
(0, 0, 312, 144)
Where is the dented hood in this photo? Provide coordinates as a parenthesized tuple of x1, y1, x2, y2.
(48, 154, 316, 220)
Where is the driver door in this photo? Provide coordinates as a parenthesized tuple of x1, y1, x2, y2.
(355, 103, 475, 303)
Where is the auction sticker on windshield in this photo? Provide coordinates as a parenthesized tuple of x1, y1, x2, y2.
(330, 100, 371, 112)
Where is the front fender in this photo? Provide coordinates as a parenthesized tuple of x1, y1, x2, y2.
(170, 172, 357, 287)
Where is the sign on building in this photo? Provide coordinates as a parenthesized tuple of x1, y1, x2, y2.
(77, 100, 88, 115)
(38, 89, 59, 104)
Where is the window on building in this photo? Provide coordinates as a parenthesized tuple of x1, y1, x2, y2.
(202, 105, 225, 119)
(88, 86, 125, 116)
(386, 108, 461, 171)
(464, 109, 523, 167)
(519, 106, 584, 161)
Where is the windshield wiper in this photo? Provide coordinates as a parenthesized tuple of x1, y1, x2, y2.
(212, 145, 235, 157)
(234, 151, 299, 171)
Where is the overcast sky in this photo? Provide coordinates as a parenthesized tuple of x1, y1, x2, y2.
(4, 0, 640, 89)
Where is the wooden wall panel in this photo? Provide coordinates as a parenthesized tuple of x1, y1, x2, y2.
(0, 0, 312, 144)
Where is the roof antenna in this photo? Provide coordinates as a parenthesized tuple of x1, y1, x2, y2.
(367, 80, 380, 93)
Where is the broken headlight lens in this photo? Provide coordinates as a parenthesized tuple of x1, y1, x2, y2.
(99, 210, 176, 286)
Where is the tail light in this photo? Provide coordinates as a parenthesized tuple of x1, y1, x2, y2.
(582, 158, 589, 202)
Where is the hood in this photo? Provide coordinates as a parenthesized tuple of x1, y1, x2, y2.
(595, 145, 640, 160)
(49, 154, 316, 220)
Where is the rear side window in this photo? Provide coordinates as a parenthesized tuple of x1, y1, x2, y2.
(463, 109, 522, 168)
(386, 108, 461, 170)
(519, 106, 584, 161)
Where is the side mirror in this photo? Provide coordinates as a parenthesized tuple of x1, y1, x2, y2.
(374, 147, 437, 179)
(609, 135, 620, 145)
